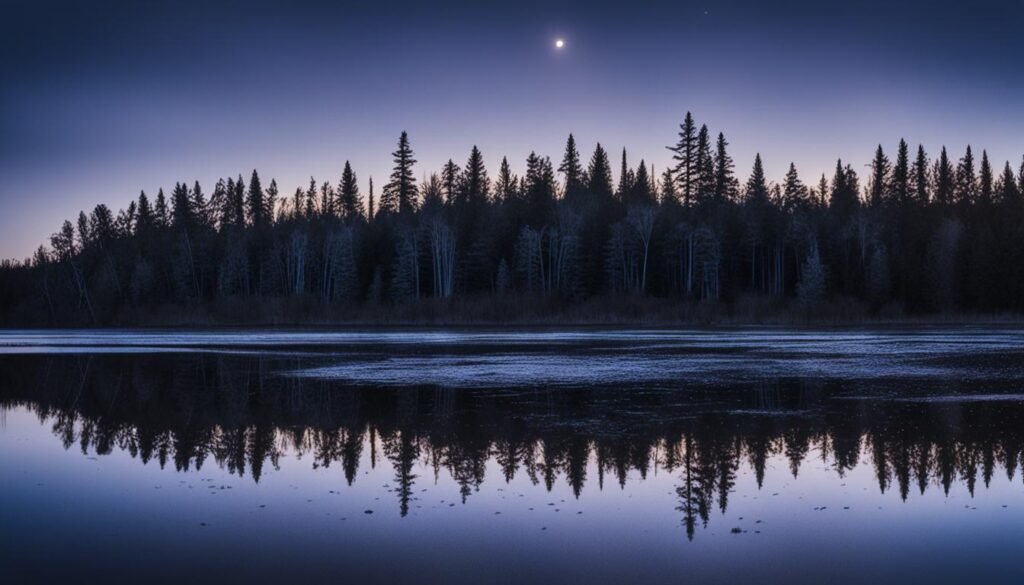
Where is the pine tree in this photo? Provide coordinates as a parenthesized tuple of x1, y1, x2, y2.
(668, 111, 698, 205)
(782, 163, 806, 209)
(441, 159, 460, 205)
(304, 177, 316, 218)
(617, 148, 634, 200)
(382, 131, 417, 215)
(337, 161, 362, 221)
(934, 147, 954, 207)
(955, 145, 977, 206)
(695, 125, 715, 205)
(265, 179, 278, 224)
(586, 143, 613, 201)
(136, 191, 153, 233)
(998, 161, 1019, 203)
(911, 145, 930, 205)
(868, 145, 890, 207)
(154, 188, 170, 228)
(460, 146, 489, 205)
(814, 174, 830, 207)
(713, 132, 738, 202)
(660, 167, 677, 204)
(172, 182, 193, 229)
(247, 170, 265, 227)
(745, 154, 769, 203)
(558, 134, 584, 201)
(978, 150, 993, 205)
(631, 160, 653, 204)
(368, 177, 375, 222)
(892, 139, 910, 206)
(829, 160, 859, 220)
(495, 156, 517, 202)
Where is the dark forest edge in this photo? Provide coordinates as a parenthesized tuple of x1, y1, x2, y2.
(3, 112, 1024, 327)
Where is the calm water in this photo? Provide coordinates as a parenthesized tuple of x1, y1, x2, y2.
(3, 329, 1024, 584)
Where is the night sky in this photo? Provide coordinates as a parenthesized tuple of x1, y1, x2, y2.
(2, 0, 1022, 259)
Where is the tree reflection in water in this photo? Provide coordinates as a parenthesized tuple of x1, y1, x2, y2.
(2, 353, 1023, 539)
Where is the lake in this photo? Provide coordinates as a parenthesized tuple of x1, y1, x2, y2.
(2, 328, 1024, 584)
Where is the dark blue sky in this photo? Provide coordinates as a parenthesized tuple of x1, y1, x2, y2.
(2, 0, 1023, 258)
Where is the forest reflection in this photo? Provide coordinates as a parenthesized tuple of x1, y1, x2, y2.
(2, 353, 1022, 541)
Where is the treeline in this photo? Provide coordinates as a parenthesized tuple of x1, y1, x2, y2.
(3, 112, 1024, 324)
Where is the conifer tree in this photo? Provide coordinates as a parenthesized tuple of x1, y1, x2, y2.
(668, 111, 698, 205)
(911, 145, 930, 205)
(495, 156, 517, 202)
(892, 139, 910, 206)
(713, 132, 737, 202)
(265, 179, 278, 224)
(660, 167, 677, 204)
(586, 143, 613, 201)
(154, 188, 170, 228)
(247, 170, 265, 228)
(631, 160, 653, 204)
(955, 145, 977, 206)
(558, 134, 584, 201)
(695, 125, 715, 204)
(745, 154, 769, 203)
(868, 145, 890, 207)
(782, 163, 806, 209)
(172, 182, 193, 229)
(136, 191, 153, 233)
(978, 150, 993, 205)
(441, 159, 460, 205)
(934, 147, 954, 207)
(998, 162, 1019, 203)
(460, 146, 489, 205)
(617, 148, 634, 200)
(382, 131, 417, 215)
(337, 161, 362, 221)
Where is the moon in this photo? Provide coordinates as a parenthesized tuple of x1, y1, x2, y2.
(555, 39, 565, 49)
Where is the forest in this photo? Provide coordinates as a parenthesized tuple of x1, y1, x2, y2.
(2, 112, 1023, 325)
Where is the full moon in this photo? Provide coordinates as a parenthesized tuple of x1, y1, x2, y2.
(555, 39, 565, 49)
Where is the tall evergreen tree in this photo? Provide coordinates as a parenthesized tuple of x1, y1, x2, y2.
(495, 156, 517, 202)
(868, 145, 890, 207)
(171, 182, 193, 229)
(460, 146, 490, 205)
(617, 148, 634, 200)
(911, 145, 930, 205)
(745, 154, 769, 203)
(586, 143, 614, 202)
(154, 188, 170, 228)
(782, 163, 807, 209)
(247, 170, 265, 228)
(934, 147, 954, 207)
(892, 139, 910, 207)
(558, 134, 584, 201)
(669, 111, 698, 205)
(382, 131, 417, 215)
(136, 191, 153, 233)
(978, 150, 993, 205)
(337, 161, 362, 221)
(998, 161, 1020, 203)
(695, 125, 715, 205)
(713, 132, 738, 202)
(441, 159, 460, 206)
(955, 145, 977, 206)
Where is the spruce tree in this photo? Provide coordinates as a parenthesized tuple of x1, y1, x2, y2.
(998, 162, 1019, 203)
(955, 145, 977, 206)
(617, 148, 634, 200)
(660, 168, 677, 204)
(495, 156, 517, 202)
(868, 145, 890, 207)
(934, 147, 954, 207)
(137, 191, 153, 233)
(586, 143, 613, 201)
(382, 131, 417, 215)
(558, 134, 584, 201)
(782, 163, 806, 209)
(713, 132, 738, 202)
(892, 139, 910, 206)
(745, 154, 769, 203)
(247, 170, 265, 228)
(441, 159, 460, 205)
(695, 125, 715, 205)
(337, 161, 362, 221)
(154, 188, 170, 228)
(668, 111, 698, 205)
(265, 179, 278, 224)
(631, 160, 653, 204)
(979, 150, 993, 205)
(172, 182, 193, 229)
(460, 146, 489, 205)
(911, 145, 930, 205)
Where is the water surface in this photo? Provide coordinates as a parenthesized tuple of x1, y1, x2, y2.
(2, 328, 1024, 584)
